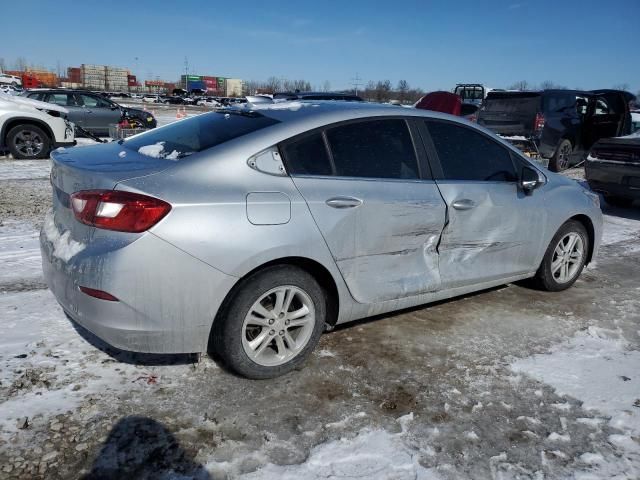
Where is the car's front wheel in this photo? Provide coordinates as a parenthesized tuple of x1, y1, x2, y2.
(6, 124, 51, 159)
(533, 220, 589, 291)
(212, 265, 326, 379)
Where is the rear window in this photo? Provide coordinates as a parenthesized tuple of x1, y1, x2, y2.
(543, 93, 576, 113)
(325, 119, 419, 179)
(483, 93, 541, 113)
(125, 110, 279, 159)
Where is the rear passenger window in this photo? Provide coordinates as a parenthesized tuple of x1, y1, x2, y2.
(280, 132, 333, 176)
(326, 119, 419, 179)
(426, 121, 517, 182)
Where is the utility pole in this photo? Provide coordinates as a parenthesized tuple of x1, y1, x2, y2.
(184, 57, 189, 93)
(350, 72, 363, 96)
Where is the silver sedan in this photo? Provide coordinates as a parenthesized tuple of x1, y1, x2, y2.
(41, 102, 602, 378)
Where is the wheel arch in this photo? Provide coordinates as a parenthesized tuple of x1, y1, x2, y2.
(1, 116, 55, 148)
(213, 256, 341, 331)
(569, 214, 595, 265)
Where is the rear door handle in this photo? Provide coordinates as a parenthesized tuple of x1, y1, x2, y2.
(451, 199, 476, 210)
(326, 197, 363, 209)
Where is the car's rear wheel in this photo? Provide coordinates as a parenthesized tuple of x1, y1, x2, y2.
(212, 265, 326, 379)
(533, 220, 589, 291)
(549, 139, 572, 172)
(6, 124, 51, 159)
(604, 195, 634, 208)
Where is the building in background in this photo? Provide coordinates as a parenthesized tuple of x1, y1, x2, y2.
(225, 78, 242, 97)
(105, 66, 129, 91)
(181, 74, 243, 96)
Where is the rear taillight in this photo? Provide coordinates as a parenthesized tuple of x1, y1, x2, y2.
(70, 190, 171, 233)
(534, 112, 545, 132)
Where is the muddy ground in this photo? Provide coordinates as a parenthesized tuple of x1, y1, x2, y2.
(0, 157, 639, 479)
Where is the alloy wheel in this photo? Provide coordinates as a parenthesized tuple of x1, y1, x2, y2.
(14, 130, 44, 157)
(557, 143, 571, 170)
(551, 232, 584, 284)
(241, 285, 316, 366)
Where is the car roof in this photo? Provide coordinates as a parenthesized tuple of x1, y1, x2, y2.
(231, 100, 484, 129)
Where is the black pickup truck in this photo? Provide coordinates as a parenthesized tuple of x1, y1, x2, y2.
(477, 89, 635, 171)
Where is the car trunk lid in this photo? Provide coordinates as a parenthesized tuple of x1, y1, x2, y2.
(477, 92, 542, 136)
(49, 142, 174, 242)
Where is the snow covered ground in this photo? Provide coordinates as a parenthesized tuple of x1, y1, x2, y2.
(1, 137, 639, 479)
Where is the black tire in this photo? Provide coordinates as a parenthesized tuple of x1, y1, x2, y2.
(549, 139, 572, 172)
(533, 220, 589, 292)
(6, 124, 51, 159)
(604, 195, 634, 208)
(211, 265, 326, 379)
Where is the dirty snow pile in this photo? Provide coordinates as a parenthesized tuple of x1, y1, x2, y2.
(512, 327, 640, 478)
(233, 414, 442, 480)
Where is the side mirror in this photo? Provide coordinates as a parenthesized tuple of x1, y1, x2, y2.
(520, 166, 543, 194)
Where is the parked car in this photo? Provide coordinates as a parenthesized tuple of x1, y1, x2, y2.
(41, 102, 602, 378)
(22, 89, 157, 136)
(477, 89, 635, 172)
(585, 131, 640, 207)
(142, 94, 161, 103)
(0, 73, 22, 87)
(197, 97, 222, 108)
(0, 85, 22, 95)
(273, 91, 363, 102)
(0, 92, 75, 159)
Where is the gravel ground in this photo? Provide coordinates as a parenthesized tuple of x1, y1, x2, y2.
(0, 153, 639, 479)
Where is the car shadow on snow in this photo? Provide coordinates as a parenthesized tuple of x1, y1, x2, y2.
(80, 415, 211, 480)
(67, 314, 199, 367)
(600, 201, 640, 221)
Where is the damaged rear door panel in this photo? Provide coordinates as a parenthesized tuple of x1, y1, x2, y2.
(281, 117, 447, 304)
(422, 119, 547, 288)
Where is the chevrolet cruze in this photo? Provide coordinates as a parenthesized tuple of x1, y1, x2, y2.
(41, 102, 602, 378)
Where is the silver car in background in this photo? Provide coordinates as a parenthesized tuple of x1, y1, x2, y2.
(41, 102, 602, 378)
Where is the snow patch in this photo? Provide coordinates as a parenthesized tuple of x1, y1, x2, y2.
(42, 210, 85, 261)
(512, 327, 640, 473)
(138, 141, 166, 158)
(237, 418, 441, 480)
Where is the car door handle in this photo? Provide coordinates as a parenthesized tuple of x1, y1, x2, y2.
(451, 199, 476, 210)
(326, 197, 363, 209)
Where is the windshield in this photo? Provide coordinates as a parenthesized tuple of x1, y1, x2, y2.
(125, 110, 280, 160)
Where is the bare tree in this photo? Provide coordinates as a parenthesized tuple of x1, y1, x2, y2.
(265, 76, 282, 94)
(375, 80, 392, 102)
(397, 79, 409, 103)
(322, 80, 331, 92)
(612, 83, 630, 91)
(508, 80, 529, 91)
(0, 57, 5, 72)
(14, 56, 27, 72)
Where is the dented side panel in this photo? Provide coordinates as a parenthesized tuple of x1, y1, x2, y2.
(435, 181, 547, 288)
(291, 177, 447, 303)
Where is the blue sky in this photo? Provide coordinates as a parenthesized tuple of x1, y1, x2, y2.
(2, 0, 638, 92)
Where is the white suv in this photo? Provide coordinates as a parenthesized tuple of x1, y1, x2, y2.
(0, 73, 22, 88)
(0, 93, 75, 159)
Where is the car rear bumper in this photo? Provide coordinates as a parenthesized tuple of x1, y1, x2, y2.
(40, 213, 238, 354)
(585, 158, 640, 200)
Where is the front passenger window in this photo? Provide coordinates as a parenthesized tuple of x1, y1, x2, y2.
(426, 120, 517, 182)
